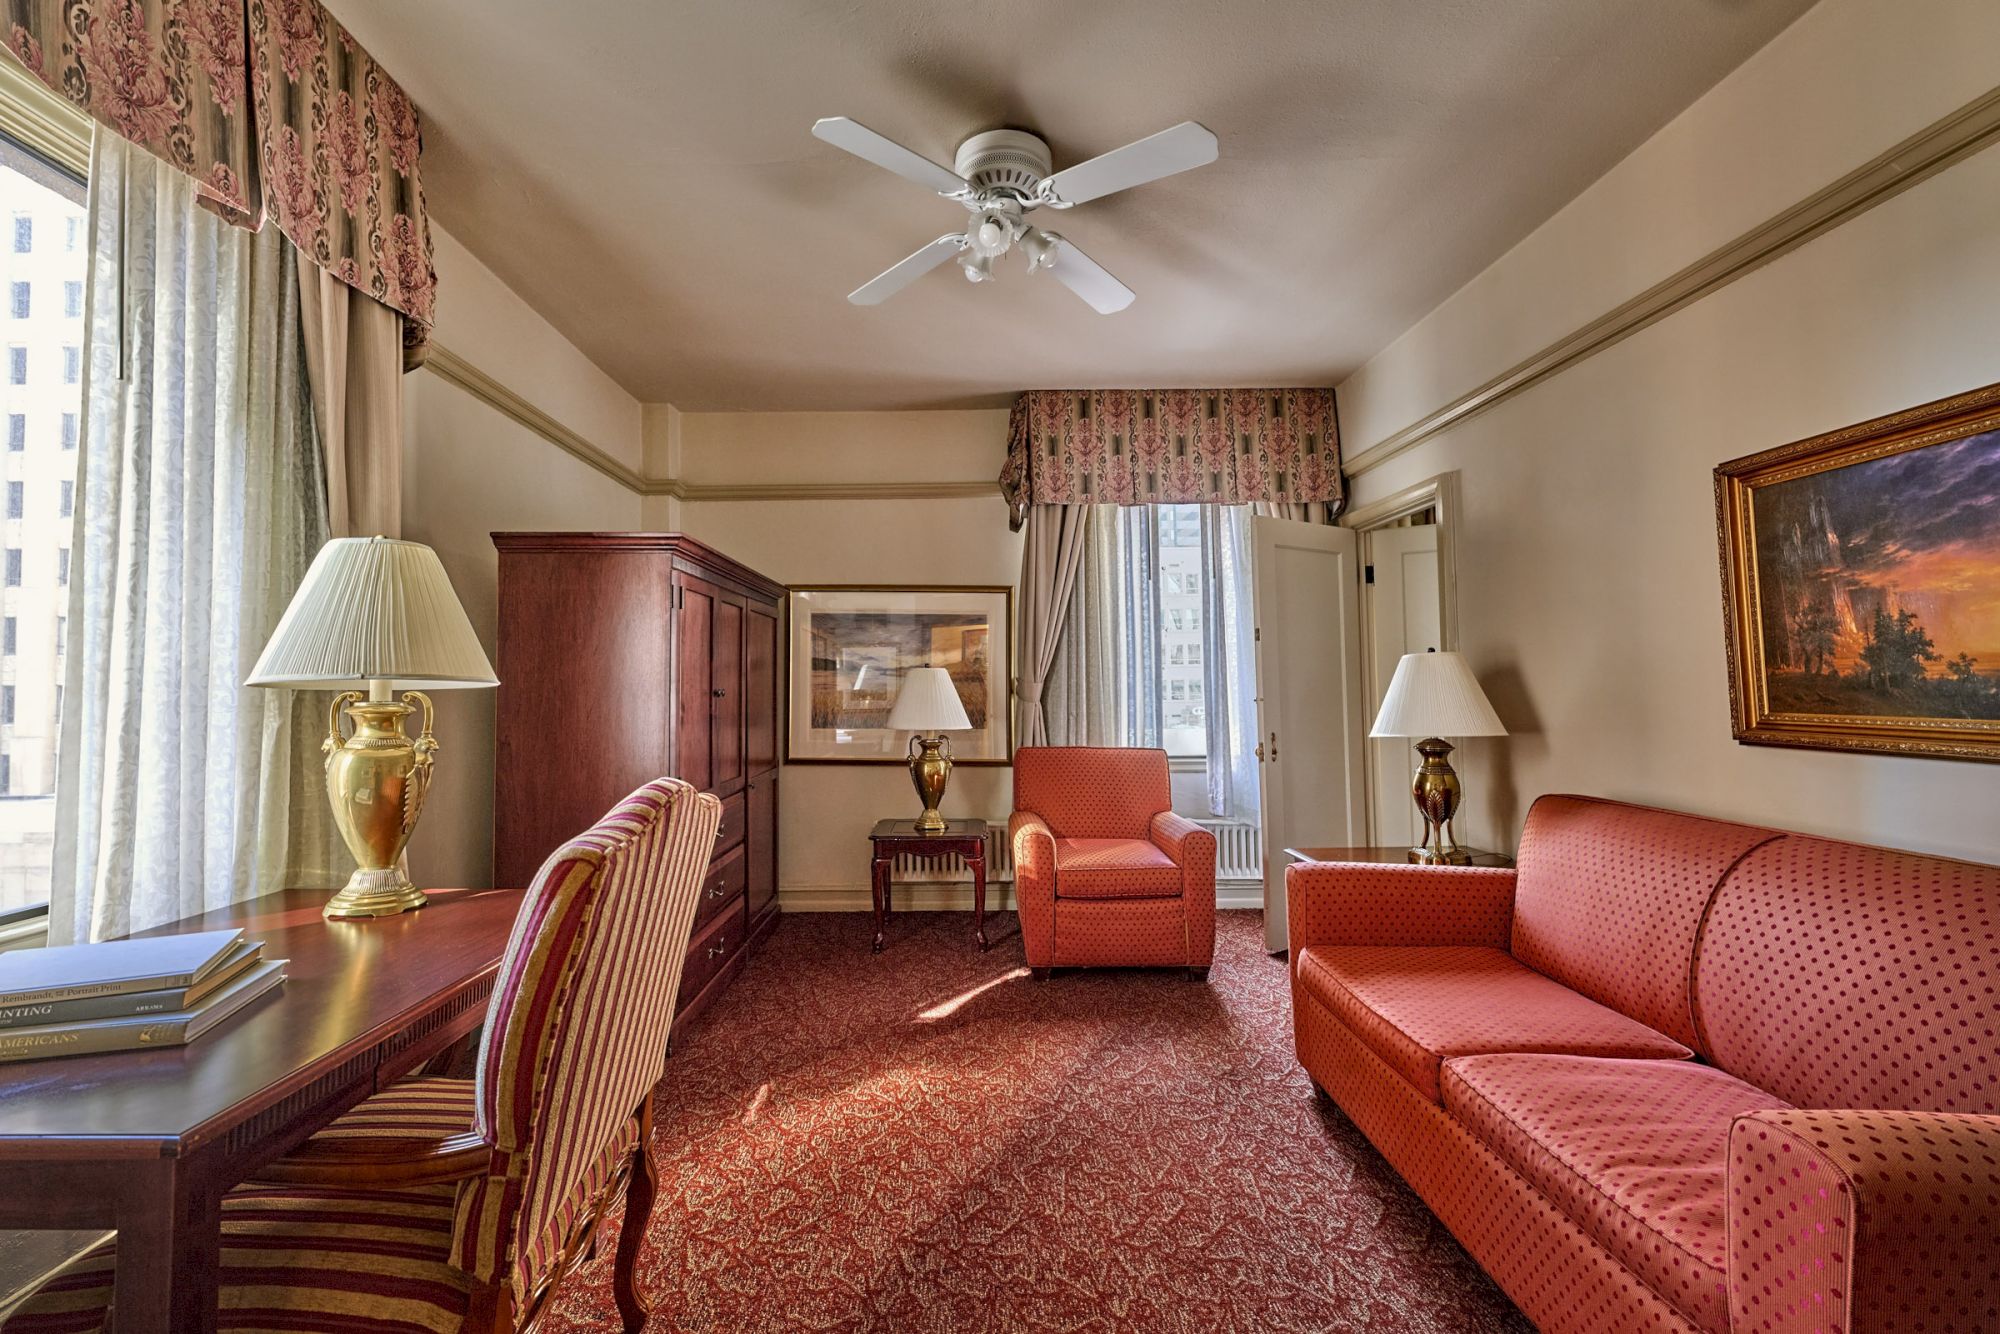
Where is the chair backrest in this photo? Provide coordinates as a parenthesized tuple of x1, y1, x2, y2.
(1693, 834, 2000, 1112)
(1511, 794, 1780, 1048)
(1013, 746, 1171, 839)
(452, 777, 721, 1294)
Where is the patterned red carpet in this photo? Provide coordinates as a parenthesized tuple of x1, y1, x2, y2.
(542, 910, 1534, 1334)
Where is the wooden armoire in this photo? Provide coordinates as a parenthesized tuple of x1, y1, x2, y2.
(491, 533, 783, 1034)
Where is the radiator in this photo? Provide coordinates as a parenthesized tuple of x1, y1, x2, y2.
(886, 818, 1261, 885)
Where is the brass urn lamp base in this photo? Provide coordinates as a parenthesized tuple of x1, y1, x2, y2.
(907, 732, 954, 834)
(321, 684, 438, 920)
(1409, 736, 1472, 866)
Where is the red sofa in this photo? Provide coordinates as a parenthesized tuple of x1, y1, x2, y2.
(1009, 746, 1217, 979)
(1287, 794, 1999, 1334)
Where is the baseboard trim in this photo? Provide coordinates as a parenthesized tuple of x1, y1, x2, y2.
(778, 882, 1264, 914)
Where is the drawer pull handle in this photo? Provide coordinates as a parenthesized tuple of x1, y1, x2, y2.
(706, 940, 728, 959)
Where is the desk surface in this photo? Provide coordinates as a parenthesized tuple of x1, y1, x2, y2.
(0, 886, 523, 1156)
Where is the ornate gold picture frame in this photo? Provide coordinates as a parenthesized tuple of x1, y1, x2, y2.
(1715, 382, 2000, 762)
(785, 585, 1014, 765)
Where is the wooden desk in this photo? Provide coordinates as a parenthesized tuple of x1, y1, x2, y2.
(0, 886, 523, 1334)
(868, 819, 988, 953)
(1284, 845, 1514, 867)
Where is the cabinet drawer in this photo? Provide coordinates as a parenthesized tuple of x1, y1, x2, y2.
(678, 896, 744, 1009)
(696, 846, 746, 930)
(715, 790, 746, 855)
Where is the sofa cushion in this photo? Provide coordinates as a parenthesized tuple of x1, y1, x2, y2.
(1692, 835, 2000, 1112)
(1511, 795, 1781, 1048)
(1054, 837, 1181, 899)
(1294, 945, 1691, 1103)
(1442, 1053, 1792, 1333)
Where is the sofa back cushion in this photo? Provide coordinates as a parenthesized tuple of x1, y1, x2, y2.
(1693, 835, 2000, 1112)
(1013, 746, 1170, 839)
(1512, 795, 1781, 1048)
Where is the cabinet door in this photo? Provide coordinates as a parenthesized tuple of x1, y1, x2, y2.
(746, 772, 777, 922)
(674, 577, 714, 792)
(746, 603, 778, 776)
(711, 596, 746, 795)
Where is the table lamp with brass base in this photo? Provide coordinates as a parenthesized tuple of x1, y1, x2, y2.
(248, 537, 499, 919)
(885, 667, 973, 833)
(1369, 650, 1508, 865)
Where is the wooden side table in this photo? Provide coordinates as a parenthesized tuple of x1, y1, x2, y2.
(869, 818, 988, 953)
(1284, 845, 1514, 867)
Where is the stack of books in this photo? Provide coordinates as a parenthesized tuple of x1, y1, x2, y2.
(0, 929, 287, 1063)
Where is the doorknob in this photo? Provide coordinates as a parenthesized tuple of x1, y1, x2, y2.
(1255, 741, 1266, 762)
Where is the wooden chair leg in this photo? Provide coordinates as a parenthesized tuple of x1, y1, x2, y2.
(614, 1100, 659, 1333)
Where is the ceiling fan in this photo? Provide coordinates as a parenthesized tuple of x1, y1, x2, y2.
(812, 117, 1219, 314)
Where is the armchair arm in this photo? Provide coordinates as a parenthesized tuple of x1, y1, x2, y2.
(1285, 861, 1516, 961)
(1009, 811, 1057, 968)
(1727, 1109, 2000, 1334)
(1151, 812, 1217, 969)
(252, 1130, 491, 1188)
(1149, 811, 1216, 868)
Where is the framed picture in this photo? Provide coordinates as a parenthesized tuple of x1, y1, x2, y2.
(786, 585, 1013, 764)
(1715, 382, 2000, 762)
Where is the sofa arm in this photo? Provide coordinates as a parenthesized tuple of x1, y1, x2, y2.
(1284, 861, 1516, 959)
(1728, 1108, 2000, 1334)
(1009, 811, 1057, 967)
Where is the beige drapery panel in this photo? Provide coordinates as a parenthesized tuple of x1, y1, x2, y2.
(1042, 506, 1122, 745)
(1013, 505, 1091, 748)
(300, 266, 404, 538)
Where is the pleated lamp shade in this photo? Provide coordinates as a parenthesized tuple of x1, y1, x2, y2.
(1370, 651, 1506, 738)
(885, 667, 972, 731)
(247, 537, 498, 690)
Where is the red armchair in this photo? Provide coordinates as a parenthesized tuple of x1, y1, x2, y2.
(1009, 746, 1216, 979)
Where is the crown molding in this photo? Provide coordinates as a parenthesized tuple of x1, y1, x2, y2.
(421, 344, 1001, 502)
(1343, 82, 2000, 478)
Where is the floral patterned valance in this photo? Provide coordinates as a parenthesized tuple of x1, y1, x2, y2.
(1000, 388, 1344, 530)
(3, 0, 437, 358)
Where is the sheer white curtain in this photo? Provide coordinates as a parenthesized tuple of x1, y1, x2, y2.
(51, 137, 330, 943)
(1202, 507, 1260, 823)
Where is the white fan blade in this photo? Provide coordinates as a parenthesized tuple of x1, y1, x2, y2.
(1047, 238, 1135, 314)
(1042, 121, 1219, 206)
(813, 117, 970, 197)
(848, 234, 967, 305)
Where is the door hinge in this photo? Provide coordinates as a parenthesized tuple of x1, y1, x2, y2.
(1253, 626, 1261, 643)
(1364, 564, 1375, 585)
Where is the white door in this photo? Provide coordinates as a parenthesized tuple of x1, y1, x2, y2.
(1364, 524, 1442, 849)
(1252, 517, 1368, 954)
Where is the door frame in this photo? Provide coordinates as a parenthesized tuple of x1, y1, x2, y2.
(1342, 471, 1464, 845)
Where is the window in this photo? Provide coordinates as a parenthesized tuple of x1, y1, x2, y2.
(0, 129, 87, 914)
(3, 686, 15, 725)
(54, 615, 63, 655)
(8, 282, 26, 318)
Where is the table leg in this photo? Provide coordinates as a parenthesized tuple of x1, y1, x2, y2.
(113, 1160, 222, 1334)
(870, 854, 891, 952)
(971, 844, 988, 951)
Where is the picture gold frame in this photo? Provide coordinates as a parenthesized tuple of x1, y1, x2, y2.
(1714, 382, 2000, 763)
(785, 584, 1014, 765)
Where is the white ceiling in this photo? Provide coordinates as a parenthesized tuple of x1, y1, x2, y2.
(326, 0, 1816, 411)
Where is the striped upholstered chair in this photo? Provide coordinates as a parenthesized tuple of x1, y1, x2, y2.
(3, 777, 720, 1334)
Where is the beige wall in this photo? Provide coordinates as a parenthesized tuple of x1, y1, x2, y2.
(401, 226, 645, 890)
(672, 410, 1022, 907)
(1338, 0, 2000, 861)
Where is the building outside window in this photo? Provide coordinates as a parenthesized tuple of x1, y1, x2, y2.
(0, 132, 86, 911)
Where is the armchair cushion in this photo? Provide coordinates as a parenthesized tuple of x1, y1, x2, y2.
(1296, 945, 1691, 1102)
(255, 1077, 485, 1188)
(1444, 1053, 1791, 1332)
(1053, 837, 1181, 899)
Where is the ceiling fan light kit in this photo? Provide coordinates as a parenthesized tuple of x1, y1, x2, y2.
(811, 116, 1218, 314)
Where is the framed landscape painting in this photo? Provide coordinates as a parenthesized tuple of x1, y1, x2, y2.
(1715, 383, 2000, 762)
(786, 585, 1013, 764)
